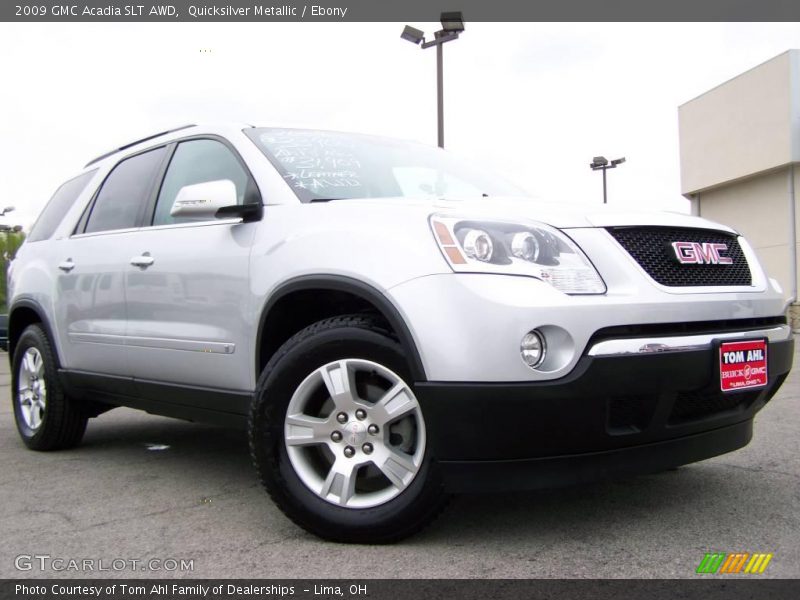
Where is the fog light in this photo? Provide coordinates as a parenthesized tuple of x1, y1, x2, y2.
(521, 330, 546, 368)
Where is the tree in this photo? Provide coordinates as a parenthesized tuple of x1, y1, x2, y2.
(0, 229, 26, 313)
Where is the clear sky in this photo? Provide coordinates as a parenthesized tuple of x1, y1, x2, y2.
(1, 21, 799, 228)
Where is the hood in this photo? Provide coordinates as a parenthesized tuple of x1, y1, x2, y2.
(337, 196, 737, 233)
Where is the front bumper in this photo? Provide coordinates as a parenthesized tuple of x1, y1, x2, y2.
(390, 272, 788, 382)
(415, 337, 793, 493)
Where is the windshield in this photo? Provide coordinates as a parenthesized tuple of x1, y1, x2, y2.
(245, 128, 525, 202)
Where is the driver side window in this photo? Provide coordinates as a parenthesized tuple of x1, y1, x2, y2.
(152, 139, 250, 226)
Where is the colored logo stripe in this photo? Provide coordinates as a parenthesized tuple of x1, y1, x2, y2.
(745, 553, 773, 574)
(720, 553, 749, 573)
(696, 553, 773, 574)
(697, 553, 726, 574)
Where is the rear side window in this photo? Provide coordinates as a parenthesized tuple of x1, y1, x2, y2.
(84, 147, 167, 234)
(27, 170, 97, 242)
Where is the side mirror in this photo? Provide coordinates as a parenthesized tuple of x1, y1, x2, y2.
(170, 180, 238, 219)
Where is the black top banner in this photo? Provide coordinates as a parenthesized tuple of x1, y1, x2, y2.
(3, 0, 800, 22)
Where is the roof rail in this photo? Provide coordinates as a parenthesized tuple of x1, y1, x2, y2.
(84, 124, 196, 168)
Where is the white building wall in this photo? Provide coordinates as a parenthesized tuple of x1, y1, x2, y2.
(679, 51, 795, 195)
(679, 50, 800, 328)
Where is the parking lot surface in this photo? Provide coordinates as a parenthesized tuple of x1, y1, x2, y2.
(1, 341, 798, 579)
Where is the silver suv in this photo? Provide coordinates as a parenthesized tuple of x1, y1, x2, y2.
(8, 124, 794, 542)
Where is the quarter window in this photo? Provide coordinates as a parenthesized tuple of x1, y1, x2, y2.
(152, 139, 250, 226)
(28, 170, 97, 242)
(84, 147, 167, 234)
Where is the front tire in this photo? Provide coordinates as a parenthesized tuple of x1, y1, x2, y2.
(249, 315, 448, 543)
(12, 324, 87, 450)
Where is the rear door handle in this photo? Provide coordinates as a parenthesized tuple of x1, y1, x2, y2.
(130, 253, 154, 268)
(58, 259, 75, 272)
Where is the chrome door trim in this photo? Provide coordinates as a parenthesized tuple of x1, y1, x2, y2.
(68, 333, 236, 354)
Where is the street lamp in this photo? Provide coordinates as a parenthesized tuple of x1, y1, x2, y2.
(0, 206, 14, 217)
(401, 12, 465, 148)
(589, 156, 625, 204)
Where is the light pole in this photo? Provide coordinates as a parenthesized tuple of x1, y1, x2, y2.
(401, 12, 465, 148)
(589, 156, 625, 204)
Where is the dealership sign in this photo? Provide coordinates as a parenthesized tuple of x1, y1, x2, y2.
(719, 340, 768, 392)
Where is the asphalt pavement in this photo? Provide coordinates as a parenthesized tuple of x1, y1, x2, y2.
(0, 341, 798, 579)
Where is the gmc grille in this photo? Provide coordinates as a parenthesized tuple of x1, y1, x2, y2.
(607, 226, 752, 287)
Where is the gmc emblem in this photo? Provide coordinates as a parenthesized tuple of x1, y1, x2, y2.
(671, 241, 733, 265)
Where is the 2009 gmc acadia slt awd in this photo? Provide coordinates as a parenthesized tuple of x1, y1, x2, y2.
(7, 124, 794, 542)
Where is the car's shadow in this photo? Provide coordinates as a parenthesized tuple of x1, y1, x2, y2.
(78, 409, 756, 545)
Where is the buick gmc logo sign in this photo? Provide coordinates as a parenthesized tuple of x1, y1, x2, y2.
(671, 241, 733, 265)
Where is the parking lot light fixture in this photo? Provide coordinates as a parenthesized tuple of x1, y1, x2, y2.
(440, 12, 465, 33)
(589, 156, 626, 204)
(401, 12, 465, 148)
(401, 25, 424, 45)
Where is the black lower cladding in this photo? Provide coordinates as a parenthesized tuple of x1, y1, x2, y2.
(414, 338, 793, 493)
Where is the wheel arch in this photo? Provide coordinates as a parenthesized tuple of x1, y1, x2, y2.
(7, 299, 60, 367)
(255, 275, 427, 382)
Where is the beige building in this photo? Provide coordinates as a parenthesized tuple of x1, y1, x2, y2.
(679, 50, 800, 330)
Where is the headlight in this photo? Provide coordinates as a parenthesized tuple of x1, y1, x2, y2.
(462, 229, 494, 262)
(511, 232, 539, 261)
(430, 215, 606, 295)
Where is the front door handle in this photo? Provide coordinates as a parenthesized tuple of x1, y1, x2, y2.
(58, 259, 75, 272)
(130, 253, 154, 268)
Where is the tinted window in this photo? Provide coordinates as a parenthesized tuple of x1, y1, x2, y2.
(152, 139, 250, 226)
(85, 147, 166, 234)
(28, 170, 97, 242)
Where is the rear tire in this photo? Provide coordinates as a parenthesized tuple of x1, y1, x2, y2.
(12, 324, 87, 451)
(249, 314, 448, 543)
